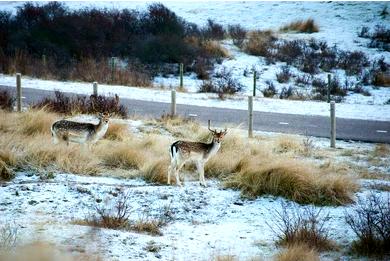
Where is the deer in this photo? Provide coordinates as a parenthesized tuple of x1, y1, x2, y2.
(51, 112, 110, 147)
(168, 120, 227, 187)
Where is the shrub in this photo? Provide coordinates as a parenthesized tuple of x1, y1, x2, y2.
(345, 193, 390, 257)
(0, 160, 14, 181)
(373, 72, 390, 87)
(0, 90, 14, 111)
(275, 40, 305, 65)
(369, 25, 390, 51)
(33, 91, 128, 117)
(228, 24, 246, 47)
(295, 74, 311, 85)
(276, 66, 293, 83)
(279, 86, 295, 99)
(262, 80, 277, 98)
(269, 204, 335, 251)
(280, 19, 319, 33)
(0, 222, 18, 250)
(358, 26, 370, 38)
(202, 19, 226, 40)
(198, 67, 243, 99)
(338, 51, 370, 75)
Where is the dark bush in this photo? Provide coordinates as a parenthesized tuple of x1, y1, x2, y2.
(262, 80, 277, 98)
(33, 91, 128, 117)
(0, 90, 15, 111)
(279, 86, 296, 99)
(351, 83, 371, 96)
(295, 74, 311, 85)
(198, 67, 243, 99)
(358, 26, 370, 38)
(276, 65, 293, 83)
(358, 25, 390, 52)
(338, 51, 370, 76)
(312, 76, 347, 99)
(201, 19, 226, 40)
(345, 193, 390, 257)
(276, 40, 305, 65)
(228, 24, 246, 47)
(268, 203, 335, 251)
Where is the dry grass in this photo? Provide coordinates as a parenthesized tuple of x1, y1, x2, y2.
(17, 109, 58, 136)
(142, 158, 171, 184)
(130, 219, 162, 236)
(104, 123, 129, 141)
(372, 144, 390, 157)
(99, 142, 145, 170)
(225, 158, 358, 205)
(244, 30, 277, 57)
(373, 72, 390, 87)
(0, 160, 14, 181)
(274, 136, 303, 154)
(202, 40, 230, 58)
(0, 242, 101, 261)
(280, 19, 319, 33)
(274, 244, 320, 261)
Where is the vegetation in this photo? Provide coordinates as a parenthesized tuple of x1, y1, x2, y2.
(280, 19, 319, 33)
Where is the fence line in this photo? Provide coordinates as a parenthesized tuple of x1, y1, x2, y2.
(16, 73, 22, 112)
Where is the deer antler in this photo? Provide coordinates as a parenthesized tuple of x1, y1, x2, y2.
(208, 120, 217, 133)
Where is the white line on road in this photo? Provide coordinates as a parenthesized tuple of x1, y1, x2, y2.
(279, 122, 289, 125)
(376, 130, 388, 133)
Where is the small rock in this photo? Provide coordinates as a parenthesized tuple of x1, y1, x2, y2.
(28, 200, 38, 205)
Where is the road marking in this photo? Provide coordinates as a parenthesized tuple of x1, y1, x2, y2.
(279, 122, 289, 125)
(376, 130, 388, 133)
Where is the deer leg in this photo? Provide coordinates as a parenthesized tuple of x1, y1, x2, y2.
(175, 160, 186, 187)
(167, 160, 176, 185)
(196, 161, 207, 187)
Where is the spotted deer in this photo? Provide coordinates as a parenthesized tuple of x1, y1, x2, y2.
(51, 112, 110, 146)
(168, 121, 227, 187)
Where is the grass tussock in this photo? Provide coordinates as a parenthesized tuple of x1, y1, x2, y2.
(0, 242, 101, 261)
(373, 72, 390, 87)
(372, 144, 390, 157)
(281, 19, 319, 33)
(0, 160, 14, 181)
(225, 158, 358, 205)
(99, 143, 145, 170)
(202, 40, 230, 58)
(274, 136, 304, 154)
(274, 244, 320, 261)
(18, 109, 58, 136)
(103, 123, 129, 141)
(244, 30, 277, 57)
(142, 158, 171, 184)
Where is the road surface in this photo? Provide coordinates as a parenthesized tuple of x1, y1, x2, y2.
(1, 85, 389, 143)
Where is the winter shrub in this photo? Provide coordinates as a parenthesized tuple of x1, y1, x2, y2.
(345, 193, 390, 257)
(338, 51, 370, 76)
(201, 19, 226, 40)
(295, 74, 311, 85)
(198, 68, 243, 99)
(279, 86, 296, 99)
(262, 80, 277, 97)
(276, 65, 293, 83)
(228, 24, 246, 47)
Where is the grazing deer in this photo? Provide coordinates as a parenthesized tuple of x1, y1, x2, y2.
(51, 112, 110, 146)
(168, 121, 227, 187)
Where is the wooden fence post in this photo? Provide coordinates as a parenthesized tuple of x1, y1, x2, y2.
(179, 63, 183, 89)
(253, 71, 257, 97)
(248, 96, 253, 138)
(42, 54, 46, 67)
(327, 74, 331, 103)
(16, 73, 22, 112)
(330, 101, 336, 148)
(93, 82, 98, 96)
(171, 89, 176, 117)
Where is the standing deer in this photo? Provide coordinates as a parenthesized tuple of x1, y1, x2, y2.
(168, 121, 227, 187)
(51, 112, 110, 146)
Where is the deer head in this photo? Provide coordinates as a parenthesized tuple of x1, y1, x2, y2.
(208, 120, 227, 143)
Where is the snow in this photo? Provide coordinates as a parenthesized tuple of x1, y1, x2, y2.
(1, 74, 390, 122)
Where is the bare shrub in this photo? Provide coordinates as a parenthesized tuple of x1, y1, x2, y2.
(194, 57, 212, 80)
(84, 191, 132, 229)
(0, 91, 14, 111)
(279, 86, 295, 99)
(274, 243, 320, 261)
(369, 25, 390, 52)
(295, 74, 311, 86)
(280, 18, 319, 33)
(338, 51, 370, 75)
(0, 222, 18, 250)
(228, 24, 247, 47)
(33, 91, 128, 118)
(198, 67, 243, 99)
(276, 66, 293, 83)
(345, 193, 390, 257)
(202, 19, 226, 40)
(262, 80, 277, 98)
(275, 40, 305, 65)
(269, 203, 335, 251)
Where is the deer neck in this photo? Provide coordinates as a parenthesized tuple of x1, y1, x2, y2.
(94, 119, 109, 138)
(207, 139, 221, 158)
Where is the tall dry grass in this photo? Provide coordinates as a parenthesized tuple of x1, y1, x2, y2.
(274, 244, 320, 261)
(280, 19, 319, 33)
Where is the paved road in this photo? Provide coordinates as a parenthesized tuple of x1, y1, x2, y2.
(1, 85, 389, 143)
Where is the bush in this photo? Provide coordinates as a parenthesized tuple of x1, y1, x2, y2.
(33, 91, 128, 117)
(228, 24, 246, 47)
(198, 67, 243, 99)
(345, 193, 390, 257)
(279, 86, 295, 99)
(201, 19, 226, 40)
(0, 90, 14, 111)
(269, 203, 335, 251)
(280, 19, 319, 33)
(338, 51, 370, 75)
(262, 80, 277, 97)
(276, 65, 293, 83)
(295, 74, 311, 85)
(275, 243, 320, 261)
(275, 40, 305, 65)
